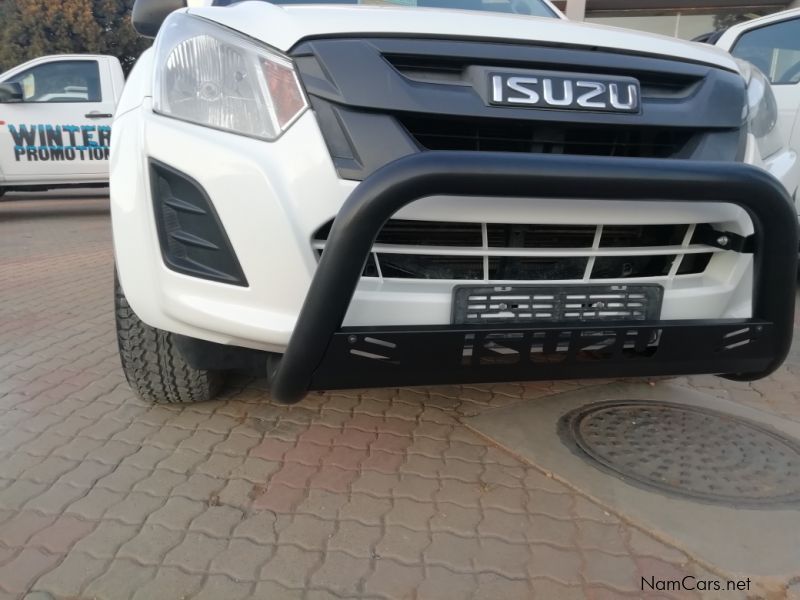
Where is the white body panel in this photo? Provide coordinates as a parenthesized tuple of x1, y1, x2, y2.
(715, 8, 800, 205)
(0, 54, 124, 188)
(188, 2, 739, 71)
(111, 4, 798, 354)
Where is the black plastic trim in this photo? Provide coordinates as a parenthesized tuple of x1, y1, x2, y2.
(175, 335, 269, 372)
(269, 152, 797, 404)
(292, 38, 746, 127)
(150, 159, 248, 287)
(132, 0, 187, 37)
(312, 321, 774, 391)
(293, 38, 747, 180)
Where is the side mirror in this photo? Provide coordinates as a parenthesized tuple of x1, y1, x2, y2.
(0, 82, 23, 103)
(132, 0, 188, 38)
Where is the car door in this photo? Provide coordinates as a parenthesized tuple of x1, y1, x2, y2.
(729, 16, 800, 150)
(0, 57, 114, 182)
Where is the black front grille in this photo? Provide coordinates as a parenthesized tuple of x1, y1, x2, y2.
(293, 37, 746, 180)
(399, 114, 695, 158)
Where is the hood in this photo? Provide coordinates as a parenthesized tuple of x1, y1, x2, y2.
(188, 2, 740, 72)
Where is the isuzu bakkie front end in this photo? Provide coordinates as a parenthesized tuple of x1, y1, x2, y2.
(112, 0, 798, 405)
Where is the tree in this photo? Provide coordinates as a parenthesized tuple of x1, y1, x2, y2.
(0, 0, 151, 74)
(713, 12, 762, 33)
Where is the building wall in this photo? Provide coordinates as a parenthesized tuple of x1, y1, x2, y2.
(587, 13, 741, 39)
(565, 0, 796, 39)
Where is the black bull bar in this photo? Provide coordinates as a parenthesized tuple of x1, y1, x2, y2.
(270, 152, 798, 405)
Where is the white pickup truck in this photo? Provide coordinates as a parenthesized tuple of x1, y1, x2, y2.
(711, 8, 800, 210)
(112, 0, 799, 406)
(0, 54, 124, 196)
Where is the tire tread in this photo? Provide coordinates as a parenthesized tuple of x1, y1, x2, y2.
(115, 277, 222, 404)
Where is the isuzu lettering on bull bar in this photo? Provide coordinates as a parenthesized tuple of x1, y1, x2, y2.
(110, 0, 799, 405)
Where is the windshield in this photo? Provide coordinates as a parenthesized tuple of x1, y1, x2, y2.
(212, 0, 558, 19)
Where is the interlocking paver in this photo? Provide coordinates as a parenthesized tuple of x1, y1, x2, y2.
(116, 524, 183, 564)
(190, 505, 245, 538)
(0, 479, 47, 510)
(0, 548, 60, 594)
(0, 512, 57, 548)
(65, 488, 126, 521)
(253, 579, 305, 599)
(163, 531, 228, 572)
(309, 550, 372, 595)
(210, 538, 274, 582)
(193, 574, 254, 600)
(146, 496, 206, 530)
(363, 558, 424, 598)
(1, 196, 793, 598)
(71, 519, 139, 559)
(582, 549, 640, 591)
(528, 543, 583, 584)
(425, 531, 480, 571)
(32, 552, 109, 598)
(95, 465, 150, 493)
(83, 558, 158, 600)
(259, 544, 321, 588)
(415, 565, 476, 600)
(103, 492, 164, 525)
(327, 520, 383, 558)
(279, 513, 335, 550)
(472, 573, 532, 600)
(231, 511, 278, 545)
(375, 526, 430, 563)
(27, 515, 96, 553)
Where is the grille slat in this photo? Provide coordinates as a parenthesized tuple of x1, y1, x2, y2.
(384, 54, 703, 99)
(399, 114, 695, 159)
(313, 220, 717, 282)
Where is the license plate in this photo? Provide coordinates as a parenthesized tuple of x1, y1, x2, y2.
(488, 69, 641, 114)
(452, 284, 663, 325)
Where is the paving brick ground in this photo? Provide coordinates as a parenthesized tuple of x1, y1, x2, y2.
(0, 195, 794, 599)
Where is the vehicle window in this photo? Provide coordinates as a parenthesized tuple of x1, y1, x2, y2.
(731, 17, 800, 85)
(7, 60, 101, 103)
(212, 0, 557, 19)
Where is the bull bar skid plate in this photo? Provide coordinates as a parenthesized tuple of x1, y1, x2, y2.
(270, 152, 798, 404)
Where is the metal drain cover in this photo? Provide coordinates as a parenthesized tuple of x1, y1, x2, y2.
(559, 400, 800, 507)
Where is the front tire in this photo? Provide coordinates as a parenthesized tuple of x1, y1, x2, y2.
(115, 275, 224, 404)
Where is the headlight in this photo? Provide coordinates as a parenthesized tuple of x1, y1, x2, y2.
(153, 13, 308, 141)
(736, 59, 781, 160)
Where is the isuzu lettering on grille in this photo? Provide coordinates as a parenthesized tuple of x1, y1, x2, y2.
(489, 70, 641, 113)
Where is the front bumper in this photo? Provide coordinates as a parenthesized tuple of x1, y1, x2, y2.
(270, 152, 797, 404)
(112, 106, 790, 351)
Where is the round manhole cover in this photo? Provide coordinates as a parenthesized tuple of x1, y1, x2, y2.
(559, 400, 800, 507)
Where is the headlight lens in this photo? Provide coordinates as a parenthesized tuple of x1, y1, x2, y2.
(153, 13, 307, 141)
(736, 59, 781, 159)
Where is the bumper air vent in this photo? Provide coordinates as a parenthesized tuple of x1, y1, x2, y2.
(150, 160, 247, 286)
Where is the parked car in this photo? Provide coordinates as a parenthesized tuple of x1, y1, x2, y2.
(111, 0, 798, 406)
(710, 8, 800, 214)
(0, 54, 124, 197)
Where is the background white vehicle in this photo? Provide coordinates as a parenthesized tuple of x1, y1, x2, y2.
(0, 54, 124, 196)
(708, 8, 800, 211)
(111, 0, 798, 406)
